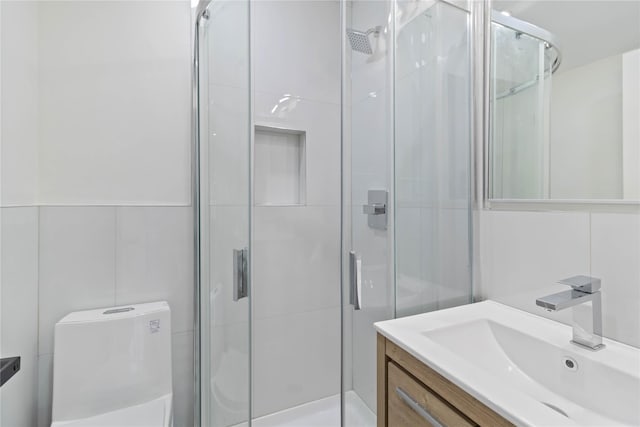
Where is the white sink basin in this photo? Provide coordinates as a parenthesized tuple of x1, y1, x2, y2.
(375, 300, 640, 426)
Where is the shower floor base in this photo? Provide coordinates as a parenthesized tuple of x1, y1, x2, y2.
(233, 390, 375, 426)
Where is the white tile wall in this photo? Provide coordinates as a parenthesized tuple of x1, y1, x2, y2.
(37, 1, 191, 206)
(251, 0, 342, 417)
(38, 207, 117, 355)
(254, 129, 305, 206)
(36, 354, 53, 427)
(352, 306, 389, 414)
(208, 84, 250, 207)
(253, 206, 340, 320)
(115, 207, 194, 334)
(591, 213, 640, 347)
(479, 210, 640, 348)
(253, 0, 340, 105)
(252, 308, 341, 418)
(207, 1, 250, 91)
(172, 331, 195, 427)
(0, 208, 39, 427)
(254, 91, 341, 207)
(210, 322, 250, 427)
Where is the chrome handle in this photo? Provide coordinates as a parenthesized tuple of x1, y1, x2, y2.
(233, 248, 248, 301)
(557, 275, 601, 293)
(349, 251, 362, 310)
(362, 203, 386, 215)
(395, 387, 443, 427)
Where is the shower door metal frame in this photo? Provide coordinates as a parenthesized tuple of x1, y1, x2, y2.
(192, 9, 207, 426)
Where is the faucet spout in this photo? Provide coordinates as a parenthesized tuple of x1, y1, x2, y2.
(536, 275, 605, 351)
(535, 289, 595, 311)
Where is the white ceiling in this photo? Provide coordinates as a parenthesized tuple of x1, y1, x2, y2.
(492, 0, 640, 72)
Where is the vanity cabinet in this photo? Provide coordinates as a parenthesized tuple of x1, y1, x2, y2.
(377, 334, 513, 427)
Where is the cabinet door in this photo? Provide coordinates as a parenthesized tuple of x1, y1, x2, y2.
(387, 362, 475, 427)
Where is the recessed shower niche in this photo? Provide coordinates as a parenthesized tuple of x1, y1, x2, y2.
(254, 125, 307, 206)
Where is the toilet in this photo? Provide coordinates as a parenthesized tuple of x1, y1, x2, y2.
(50, 301, 173, 427)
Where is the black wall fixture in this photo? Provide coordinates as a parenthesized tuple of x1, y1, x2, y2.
(0, 356, 21, 387)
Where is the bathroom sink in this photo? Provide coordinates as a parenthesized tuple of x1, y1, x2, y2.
(375, 301, 640, 426)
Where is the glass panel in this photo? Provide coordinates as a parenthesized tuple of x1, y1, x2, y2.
(250, 1, 342, 424)
(394, 1, 473, 318)
(343, 2, 472, 425)
(198, 1, 251, 426)
(342, 0, 394, 425)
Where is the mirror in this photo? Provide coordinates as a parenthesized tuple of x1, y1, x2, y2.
(489, 0, 640, 201)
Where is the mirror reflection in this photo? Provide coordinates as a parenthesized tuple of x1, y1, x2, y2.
(489, 0, 640, 201)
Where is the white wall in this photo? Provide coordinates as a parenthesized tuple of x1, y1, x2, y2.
(0, 2, 40, 426)
(479, 209, 640, 348)
(1, 2, 194, 427)
(0, 1, 39, 207)
(37, 1, 191, 206)
(0, 207, 39, 426)
(550, 54, 622, 199)
(251, 0, 342, 418)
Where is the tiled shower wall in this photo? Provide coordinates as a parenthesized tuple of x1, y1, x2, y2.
(478, 209, 640, 348)
(0, 2, 194, 427)
(251, 0, 342, 417)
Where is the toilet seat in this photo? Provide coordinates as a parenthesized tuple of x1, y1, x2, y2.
(51, 394, 172, 427)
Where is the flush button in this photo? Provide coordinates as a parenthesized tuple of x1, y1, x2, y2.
(103, 307, 134, 315)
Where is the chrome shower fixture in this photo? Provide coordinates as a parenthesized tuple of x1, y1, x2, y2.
(346, 26, 382, 54)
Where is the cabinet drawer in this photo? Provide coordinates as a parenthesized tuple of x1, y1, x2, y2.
(388, 361, 476, 427)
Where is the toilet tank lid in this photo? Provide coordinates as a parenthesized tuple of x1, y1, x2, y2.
(57, 301, 170, 324)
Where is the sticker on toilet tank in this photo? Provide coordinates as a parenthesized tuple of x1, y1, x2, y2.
(149, 319, 160, 334)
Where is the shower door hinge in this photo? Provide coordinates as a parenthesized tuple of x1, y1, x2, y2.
(349, 251, 362, 310)
(233, 248, 248, 301)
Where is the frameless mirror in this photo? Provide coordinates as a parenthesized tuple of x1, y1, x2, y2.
(489, 0, 640, 201)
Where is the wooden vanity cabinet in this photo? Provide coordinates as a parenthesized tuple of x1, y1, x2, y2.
(377, 334, 514, 427)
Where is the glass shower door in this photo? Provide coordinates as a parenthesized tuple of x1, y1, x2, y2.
(342, 1, 472, 425)
(342, 0, 395, 424)
(394, 0, 472, 319)
(197, 2, 252, 426)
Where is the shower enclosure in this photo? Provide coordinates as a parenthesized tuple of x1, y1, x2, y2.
(489, 11, 561, 199)
(194, 0, 473, 425)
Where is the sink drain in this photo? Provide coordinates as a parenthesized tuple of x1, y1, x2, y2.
(542, 402, 569, 418)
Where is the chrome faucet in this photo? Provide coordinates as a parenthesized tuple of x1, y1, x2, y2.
(536, 275, 605, 351)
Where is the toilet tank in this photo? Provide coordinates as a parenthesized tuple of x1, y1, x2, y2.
(52, 301, 172, 422)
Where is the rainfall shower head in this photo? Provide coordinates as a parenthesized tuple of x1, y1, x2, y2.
(346, 26, 382, 54)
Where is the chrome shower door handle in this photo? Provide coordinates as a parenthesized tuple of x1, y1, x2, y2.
(349, 251, 362, 310)
(233, 248, 248, 301)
